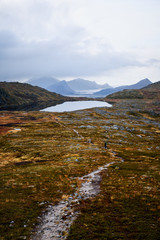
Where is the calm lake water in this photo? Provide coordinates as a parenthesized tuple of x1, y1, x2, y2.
(41, 101, 112, 112)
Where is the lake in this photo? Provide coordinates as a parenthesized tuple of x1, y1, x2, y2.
(41, 101, 112, 112)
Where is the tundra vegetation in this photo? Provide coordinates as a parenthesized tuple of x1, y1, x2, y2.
(0, 82, 81, 111)
(0, 98, 159, 239)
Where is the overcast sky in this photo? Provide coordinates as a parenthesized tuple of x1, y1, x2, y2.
(0, 0, 160, 86)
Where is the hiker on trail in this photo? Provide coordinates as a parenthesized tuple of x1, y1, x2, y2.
(88, 138, 92, 144)
(104, 142, 107, 149)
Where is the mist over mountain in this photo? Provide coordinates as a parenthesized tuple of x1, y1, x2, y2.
(25, 77, 153, 98)
(94, 78, 152, 97)
(47, 80, 75, 95)
(26, 77, 112, 96)
(28, 77, 59, 89)
(68, 78, 112, 91)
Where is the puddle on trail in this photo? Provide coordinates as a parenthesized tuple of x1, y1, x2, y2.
(31, 160, 121, 240)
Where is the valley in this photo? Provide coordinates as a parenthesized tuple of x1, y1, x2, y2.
(0, 96, 159, 239)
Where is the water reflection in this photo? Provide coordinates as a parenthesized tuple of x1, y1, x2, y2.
(41, 101, 111, 112)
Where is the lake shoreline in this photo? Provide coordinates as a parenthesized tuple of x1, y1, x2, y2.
(40, 100, 112, 112)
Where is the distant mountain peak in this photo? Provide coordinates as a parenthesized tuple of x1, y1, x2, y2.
(142, 80, 160, 90)
(27, 77, 59, 88)
(105, 80, 160, 100)
(140, 78, 150, 81)
(68, 78, 112, 91)
(138, 78, 151, 84)
(94, 78, 152, 97)
(47, 80, 75, 95)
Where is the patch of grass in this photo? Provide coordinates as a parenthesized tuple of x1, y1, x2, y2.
(68, 150, 160, 239)
(67, 103, 160, 240)
(68, 195, 160, 240)
(0, 111, 112, 239)
(0, 162, 76, 239)
(0, 99, 159, 239)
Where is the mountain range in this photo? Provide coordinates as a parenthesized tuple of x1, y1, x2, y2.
(67, 78, 111, 91)
(105, 80, 160, 100)
(27, 77, 112, 96)
(94, 78, 152, 97)
(0, 80, 159, 111)
(27, 77, 151, 97)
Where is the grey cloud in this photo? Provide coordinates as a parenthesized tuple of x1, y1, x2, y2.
(0, 30, 139, 81)
(0, 31, 19, 48)
(146, 58, 160, 65)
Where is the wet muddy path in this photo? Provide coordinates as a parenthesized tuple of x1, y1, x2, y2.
(31, 152, 123, 240)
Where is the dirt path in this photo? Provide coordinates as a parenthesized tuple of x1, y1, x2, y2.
(31, 150, 123, 240)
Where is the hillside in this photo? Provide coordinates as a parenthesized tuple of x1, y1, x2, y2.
(105, 89, 144, 99)
(105, 81, 160, 100)
(94, 78, 152, 97)
(0, 82, 72, 111)
(142, 80, 160, 90)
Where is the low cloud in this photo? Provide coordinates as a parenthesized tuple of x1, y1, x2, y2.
(0, 30, 139, 81)
(0, 0, 159, 84)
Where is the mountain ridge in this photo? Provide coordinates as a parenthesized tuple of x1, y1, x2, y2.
(105, 81, 160, 100)
(68, 78, 112, 91)
(26, 77, 112, 95)
(47, 80, 76, 95)
(0, 82, 72, 111)
(28, 77, 59, 89)
(94, 78, 152, 97)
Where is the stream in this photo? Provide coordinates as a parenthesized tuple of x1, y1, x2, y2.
(30, 158, 122, 240)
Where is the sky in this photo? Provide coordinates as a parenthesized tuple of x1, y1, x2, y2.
(0, 0, 160, 86)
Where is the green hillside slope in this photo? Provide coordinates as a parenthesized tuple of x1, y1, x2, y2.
(0, 82, 72, 111)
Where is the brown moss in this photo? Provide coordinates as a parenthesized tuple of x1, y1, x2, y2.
(0, 99, 159, 239)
